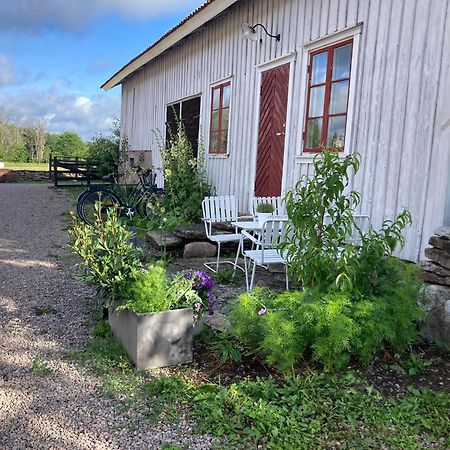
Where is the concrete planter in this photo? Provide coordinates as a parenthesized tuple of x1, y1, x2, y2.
(108, 307, 193, 370)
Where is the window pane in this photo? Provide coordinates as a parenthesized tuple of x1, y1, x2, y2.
(212, 110, 219, 131)
(212, 88, 220, 110)
(210, 131, 219, 152)
(221, 108, 230, 131)
(306, 118, 323, 149)
(333, 44, 352, 80)
(327, 116, 346, 149)
(222, 85, 230, 108)
(309, 86, 325, 117)
(220, 131, 228, 153)
(311, 52, 328, 85)
(329, 80, 349, 114)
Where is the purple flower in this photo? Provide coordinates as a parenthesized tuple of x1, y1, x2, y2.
(194, 302, 201, 312)
(258, 307, 267, 316)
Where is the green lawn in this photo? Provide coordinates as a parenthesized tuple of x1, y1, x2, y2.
(4, 162, 49, 171)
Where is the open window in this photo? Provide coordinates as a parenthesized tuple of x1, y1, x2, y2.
(303, 39, 353, 152)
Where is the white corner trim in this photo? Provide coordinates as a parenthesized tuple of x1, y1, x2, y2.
(304, 23, 363, 51)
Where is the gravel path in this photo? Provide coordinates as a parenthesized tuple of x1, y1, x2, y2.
(0, 184, 215, 450)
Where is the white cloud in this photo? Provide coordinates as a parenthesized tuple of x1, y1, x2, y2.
(0, 87, 120, 139)
(0, 0, 203, 33)
(0, 55, 19, 86)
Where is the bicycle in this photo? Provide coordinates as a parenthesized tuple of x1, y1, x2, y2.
(76, 166, 164, 225)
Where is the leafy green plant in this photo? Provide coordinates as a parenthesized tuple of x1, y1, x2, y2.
(256, 202, 274, 214)
(214, 268, 243, 285)
(157, 122, 212, 224)
(211, 331, 242, 365)
(402, 353, 432, 376)
(230, 262, 422, 372)
(31, 356, 53, 377)
(69, 203, 143, 307)
(281, 150, 412, 293)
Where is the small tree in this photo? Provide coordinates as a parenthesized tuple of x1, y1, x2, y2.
(281, 150, 412, 294)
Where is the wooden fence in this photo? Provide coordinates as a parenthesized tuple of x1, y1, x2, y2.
(49, 156, 105, 188)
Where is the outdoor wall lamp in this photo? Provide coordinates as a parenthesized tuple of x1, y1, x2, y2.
(241, 23, 281, 42)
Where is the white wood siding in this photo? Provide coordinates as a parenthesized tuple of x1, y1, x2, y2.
(120, 0, 450, 262)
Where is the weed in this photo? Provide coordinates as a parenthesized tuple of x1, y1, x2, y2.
(31, 356, 53, 377)
(214, 268, 243, 285)
(402, 353, 432, 376)
(33, 306, 57, 316)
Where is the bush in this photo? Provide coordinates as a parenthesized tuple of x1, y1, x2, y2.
(69, 203, 142, 307)
(157, 122, 211, 224)
(230, 259, 423, 372)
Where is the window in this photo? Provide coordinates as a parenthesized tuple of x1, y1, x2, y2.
(209, 81, 231, 154)
(304, 39, 353, 152)
(166, 96, 201, 157)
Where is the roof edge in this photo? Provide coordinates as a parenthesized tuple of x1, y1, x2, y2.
(101, 0, 239, 91)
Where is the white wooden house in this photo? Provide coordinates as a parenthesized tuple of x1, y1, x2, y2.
(102, 0, 450, 262)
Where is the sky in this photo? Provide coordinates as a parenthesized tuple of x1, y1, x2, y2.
(0, 0, 203, 140)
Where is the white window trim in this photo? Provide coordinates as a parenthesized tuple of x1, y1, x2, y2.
(297, 23, 363, 163)
(207, 76, 233, 158)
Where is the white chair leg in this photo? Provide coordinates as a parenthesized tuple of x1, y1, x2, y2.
(249, 260, 257, 291)
(244, 255, 250, 291)
(285, 265, 289, 291)
(216, 242, 221, 273)
(233, 237, 241, 275)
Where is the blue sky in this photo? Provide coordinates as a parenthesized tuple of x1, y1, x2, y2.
(0, 0, 203, 139)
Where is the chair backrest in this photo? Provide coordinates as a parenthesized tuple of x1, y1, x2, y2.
(260, 219, 289, 248)
(202, 196, 238, 234)
(251, 196, 285, 217)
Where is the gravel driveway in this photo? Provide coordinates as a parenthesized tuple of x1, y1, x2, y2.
(0, 184, 215, 450)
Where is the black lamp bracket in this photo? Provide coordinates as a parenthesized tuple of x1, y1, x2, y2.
(252, 23, 281, 41)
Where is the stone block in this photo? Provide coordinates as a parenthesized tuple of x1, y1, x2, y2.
(434, 226, 450, 240)
(174, 224, 207, 240)
(421, 261, 450, 277)
(183, 241, 216, 258)
(421, 271, 450, 286)
(147, 231, 184, 250)
(418, 284, 450, 345)
(109, 307, 193, 370)
(424, 247, 450, 270)
(429, 236, 450, 252)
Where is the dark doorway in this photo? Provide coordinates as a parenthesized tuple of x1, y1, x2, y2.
(255, 64, 290, 197)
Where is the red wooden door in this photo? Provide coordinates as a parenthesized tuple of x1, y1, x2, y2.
(255, 63, 290, 197)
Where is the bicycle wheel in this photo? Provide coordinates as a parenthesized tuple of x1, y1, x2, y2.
(76, 186, 110, 221)
(140, 190, 164, 221)
(78, 189, 121, 225)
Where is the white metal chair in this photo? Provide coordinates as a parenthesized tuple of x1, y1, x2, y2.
(241, 219, 289, 291)
(201, 195, 243, 273)
(251, 196, 286, 217)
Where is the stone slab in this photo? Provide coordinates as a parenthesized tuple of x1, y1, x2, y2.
(421, 271, 450, 286)
(418, 284, 450, 345)
(174, 224, 207, 240)
(421, 261, 450, 277)
(424, 247, 450, 270)
(183, 241, 216, 258)
(434, 226, 450, 240)
(147, 231, 184, 250)
(429, 236, 450, 252)
(109, 307, 193, 370)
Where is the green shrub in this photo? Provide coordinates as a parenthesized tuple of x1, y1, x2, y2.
(69, 203, 142, 307)
(230, 260, 422, 372)
(281, 150, 412, 293)
(158, 122, 212, 224)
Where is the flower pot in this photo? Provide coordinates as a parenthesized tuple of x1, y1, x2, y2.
(258, 212, 272, 227)
(108, 307, 193, 370)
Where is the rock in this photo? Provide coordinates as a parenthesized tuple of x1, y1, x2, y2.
(429, 236, 450, 252)
(174, 224, 207, 240)
(147, 231, 184, 250)
(421, 271, 450, 286)
(213, 222, 236, 232)
(424, 247, 450, 270)
(434, 226, 450, 240)
(421, 261, 450, 277)
(183, 242, 216, 258)
(203, 312, 231, 331)
(418, 283, 450, 345)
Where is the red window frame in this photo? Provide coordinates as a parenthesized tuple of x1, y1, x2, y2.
(303, 39, 353, 153)
(209, 81, 231, 154)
